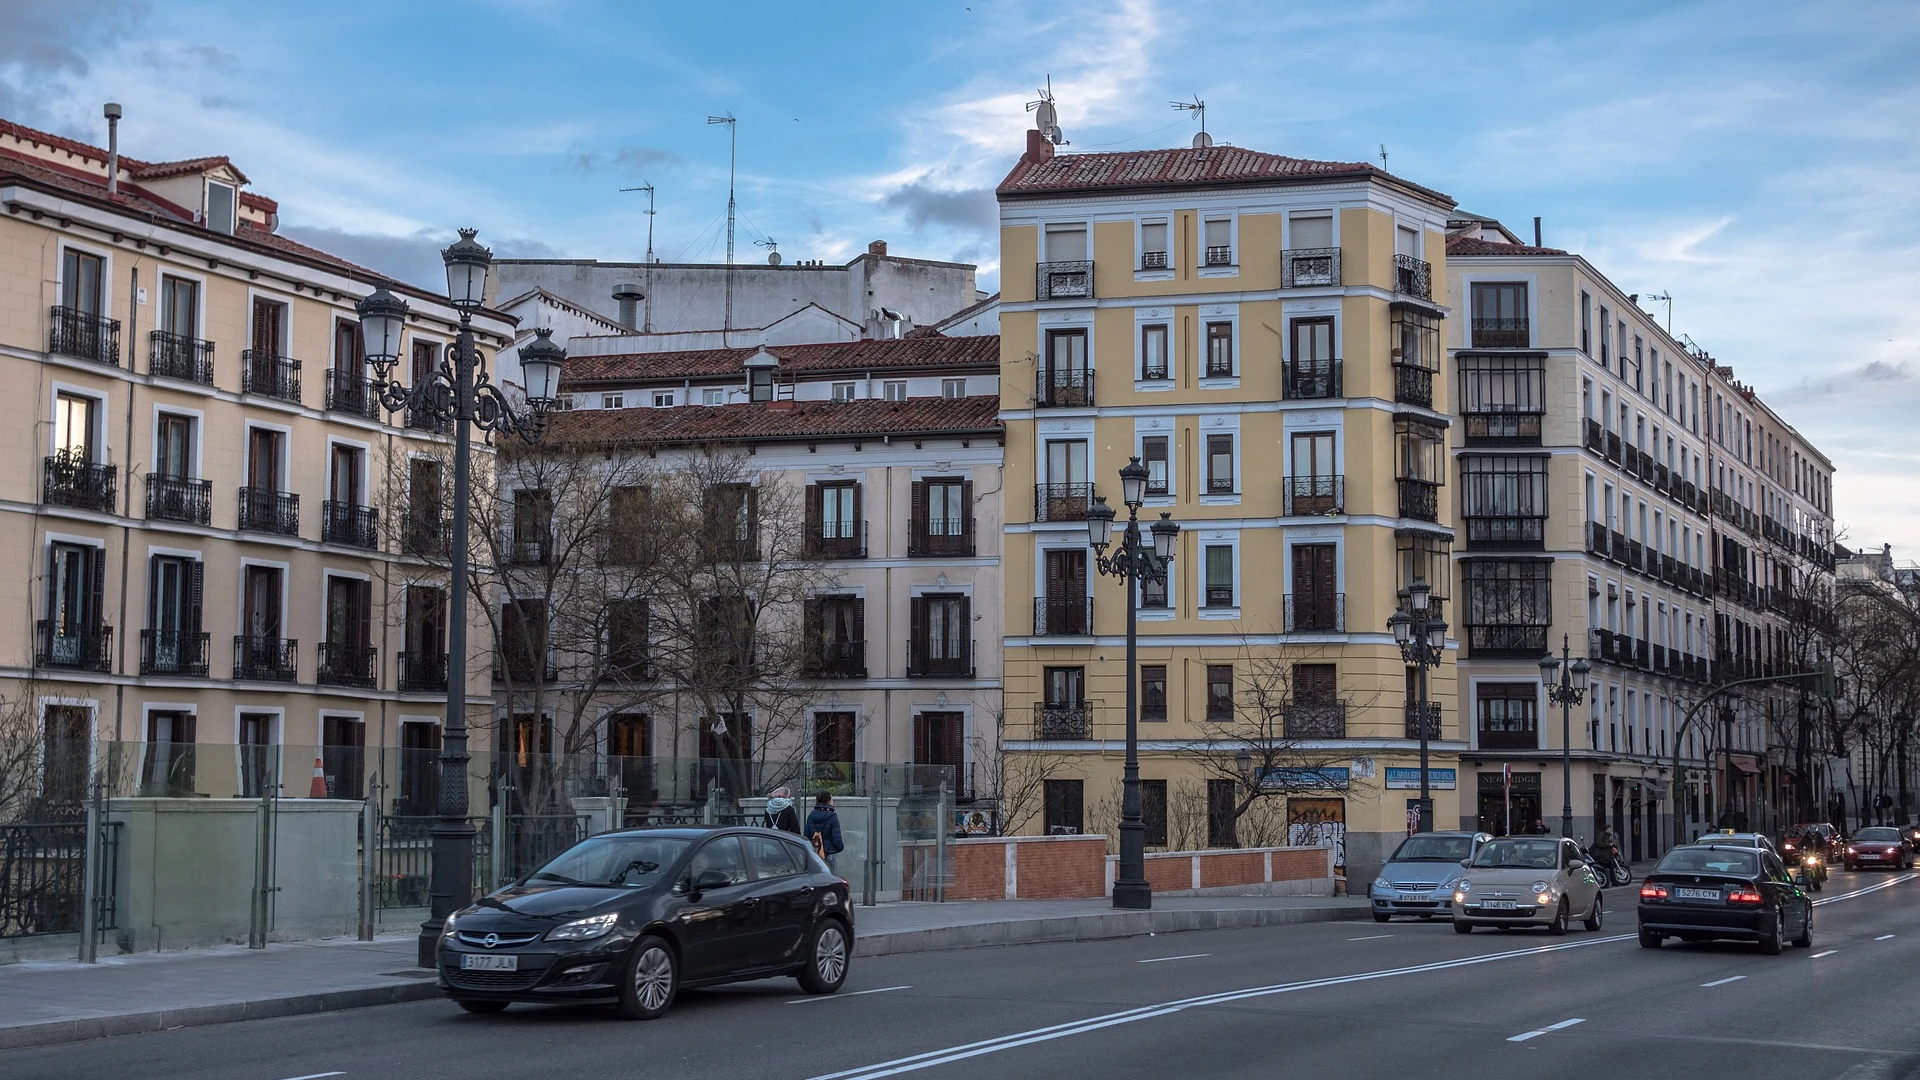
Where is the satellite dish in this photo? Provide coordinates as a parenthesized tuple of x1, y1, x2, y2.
(1193, 131, 1214, 149)
(1048, 125, 1068, 146)
(767, 251, 782, 266)
(1035, 100, 1057, 131)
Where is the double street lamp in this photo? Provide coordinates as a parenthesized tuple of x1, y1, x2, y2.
(1538, 636, 1592, 840)
(356, 228, 566, 966)
(1086, 457, 1179, 910)
(1388, 580, 1446, 833)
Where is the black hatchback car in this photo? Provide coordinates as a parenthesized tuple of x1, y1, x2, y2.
(437, 826, 852, 1019)
(1636, 843, 1812, 954)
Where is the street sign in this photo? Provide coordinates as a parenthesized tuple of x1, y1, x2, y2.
(1385, 768, 1456, 790)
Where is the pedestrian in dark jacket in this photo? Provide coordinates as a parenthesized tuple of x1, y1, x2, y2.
(806, 793, 845, 869)
(763, 786, 801, 835)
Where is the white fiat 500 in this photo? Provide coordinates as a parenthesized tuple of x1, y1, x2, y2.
(1451, 836, 1604, 934)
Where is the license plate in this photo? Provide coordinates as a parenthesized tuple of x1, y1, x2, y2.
(1479, 900, 1518, 910)
(1673, 887, 1720, 901)
(461, 954, 518, 971)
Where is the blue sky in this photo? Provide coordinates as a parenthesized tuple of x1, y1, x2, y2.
(4, 0, 1917, 550)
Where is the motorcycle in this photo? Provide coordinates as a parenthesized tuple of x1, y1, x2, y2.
(1585, 842, 1633, 887)
(1798, 851, 1827, 891)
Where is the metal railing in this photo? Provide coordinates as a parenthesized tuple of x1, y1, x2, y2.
(1204, 244, 1233, 266)
(238, 487, 299, 536)
(805, 639, 866, 679)
(506, 526, 551, 565)
(240, 350, 301, 403)
(1467, 625, 1549, 657)
(1584, 418, 1604, 452)
(317, 642, 378, 688)
(1033, 596, 1093, 636)
(373, 815, 496, 909)
(1139, 251, 1168, 269)
(1036, 260, 1094, 300)
(1397, 478, 1439, 521)
(1405, 701, 1443, 740)
(140, 629, 209, 676)
(906, 637, 974, 678)
(1034, 482, 1095, 522)
(1465, 516, 1544, 550)
(35, 620, 112, 671)
(0, 821, 119, 939)
(1035, 368, 1094, 408)
(398, 650, 449, 692)
(1284, 357, 1342, 399)
(909, 518, 975, 557)
(1281, 247, 1340, 287)
(1463, 411, 1542, 445)
(1283, 593, 1343, 633)
(806, 519, 867, 560)
(402, 509, 449, 558)
(321, 500, 379, 549)
(234, 635, 298, 682)
(1394, 254, 1432, 299)
(1469, 317, 1530, 348)
(148, 330, 214, 384)
(1392, 363, 1434, 407)
(406, 408, 452, 435)
(144, 474, 212, 525)
(1284, 702, 1348, 739)
(1284, 474, 1344, 516)
(1034, 702, 1091, 739)
(325, 370, 382, 418)
(43, 453, 117, 513)
(48, 305, 120, 366)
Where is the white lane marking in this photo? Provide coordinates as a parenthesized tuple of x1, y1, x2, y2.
(1137, 953, 1210, 964)
(1875, 934, 1896, 941)
(1811, 949, 1838, 958)
(788, 986, 911, 1004)
(804, 936, 1631, 1080)
(1813, 873, 1915, 906)
(278, 1073, 346, 1080)
(1508, 1017, 1586, 1043)
(1701, 975, 1747, 987)
(1345, 934, 1394, 941)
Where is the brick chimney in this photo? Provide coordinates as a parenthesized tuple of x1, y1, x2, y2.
(1025, 127, 1055, 163)
(867, 239, 888, 257)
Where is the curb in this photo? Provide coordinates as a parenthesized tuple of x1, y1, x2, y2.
(854, 903, 1369, 957)
(0, 980, 442, 1052)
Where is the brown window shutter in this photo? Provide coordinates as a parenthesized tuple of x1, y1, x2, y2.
(910, 595, 928, 668)
(912, 713, 928, 764)
(852, 596, 866, 647)
(804, 484, 821, 552)
(851, 483, 863, 548)
(944, 714, 964, 769)
(910, 481, 928, 549)
(957, 595, 972, 664)
(803, 597, 822, 657)
(186, 560, 204, 634)
(87, 547, 107, 629)
(960, 480, 974, 547)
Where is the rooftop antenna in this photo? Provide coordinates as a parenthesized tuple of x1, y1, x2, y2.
(1379, 144, 1388, 168)
(706, 113, 738, 343)
(1025, 76, 1069, 145)
(619, 182, 658, 330)
(756, 236, 781, 266)
(1172, 96, 1210, 148)
(1646, 291, 1673, 336)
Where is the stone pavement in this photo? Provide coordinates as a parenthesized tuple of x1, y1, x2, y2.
(0, 895, 1368, 1050)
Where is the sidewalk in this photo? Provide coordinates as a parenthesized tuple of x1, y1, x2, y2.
(0, 895, 1366, 1050)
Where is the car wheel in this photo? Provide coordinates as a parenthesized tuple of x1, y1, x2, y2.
(1638, 929, 1661, 949)
(1792, 910, 1813, 949)
(1548, 899, 1569, 935)
(616, 935, 678, 1020)
(1583, 896, 1603, 932)
(797, 919, 850, 995)
(1372, 912, 1391, 924)
(1759, 909, 1784, 956)
(1453, 920, 1472, 934)
(455, 999, 508, 1014)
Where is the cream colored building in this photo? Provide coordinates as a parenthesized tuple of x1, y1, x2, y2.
(995, 129, 1462, 882)
(0, 114, 508, 809)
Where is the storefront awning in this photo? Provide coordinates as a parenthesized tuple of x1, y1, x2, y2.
(1726, 754, 1761, 775)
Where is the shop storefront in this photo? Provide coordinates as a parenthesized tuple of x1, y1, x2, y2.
(1476, 771, 1541, 836)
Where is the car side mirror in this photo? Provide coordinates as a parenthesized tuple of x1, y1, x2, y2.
(693, 869, 733, 894)
(1568, 859, 1586, 870)
(1459, 859, 1472, 868)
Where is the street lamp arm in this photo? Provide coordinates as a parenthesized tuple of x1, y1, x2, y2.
(1670, 667, 1832, 848)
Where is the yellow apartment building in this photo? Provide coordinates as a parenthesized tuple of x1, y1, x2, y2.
(995, 129, 1461, 882)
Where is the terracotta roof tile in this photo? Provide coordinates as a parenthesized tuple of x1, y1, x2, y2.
(133, 155, 248, 183)
(543, 394, 1002, 448)
(1445, 234, 1569, 257)
(563, 335, 1000, 386)
(997, 144, 1454, 205)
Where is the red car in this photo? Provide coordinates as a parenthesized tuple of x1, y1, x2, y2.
(1844, 826, 1914, 871)
(1781, 823, 1844, 864)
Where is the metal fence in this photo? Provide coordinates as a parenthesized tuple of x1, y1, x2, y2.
(0, 820, 119, 940)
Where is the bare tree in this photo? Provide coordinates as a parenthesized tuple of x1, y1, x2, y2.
(977, 711, 1072, 837)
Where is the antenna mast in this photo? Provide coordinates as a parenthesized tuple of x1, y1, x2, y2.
(619, 182, 658, 331)
(1172, 96, 1209, 147)
(707, 113, 738, 342)
(1025, 77, 1069, 145)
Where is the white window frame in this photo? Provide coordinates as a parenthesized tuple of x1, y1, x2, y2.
(832, 382, 857, 402)
(1196, 305, 1240, 389)
(1134, 307, 1174, 391)
(941, 378, 966, 399)
(883, 380, 909, 402)
(1134, 416, 1176, 507)
(1195, 530, 1241, 620)
(651, 390, 675, 408)
(1196, 211, 1239, 278)
(1134, 215, 1175, 281)
(601, 393, 625, 410)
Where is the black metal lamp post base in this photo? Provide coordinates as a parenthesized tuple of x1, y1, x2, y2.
(1112, 879, 1152, 909)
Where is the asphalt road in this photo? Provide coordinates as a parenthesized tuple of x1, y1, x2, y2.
(8, 870, 1920, 1080)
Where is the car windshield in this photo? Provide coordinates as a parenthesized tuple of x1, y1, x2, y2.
(528, 835, 691, 888)
(1656, 848, 1760, 876)
(1856, 828, 1901, 842)
(1388, 835, 1474, 862)
(1470, 838, 1559, 869)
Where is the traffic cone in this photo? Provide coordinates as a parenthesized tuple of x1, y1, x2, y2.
(308, 757, 328, 798)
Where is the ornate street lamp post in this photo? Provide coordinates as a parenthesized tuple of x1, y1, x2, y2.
(357, 228, 564, 967)
(1538, 636, 1592, 840)
(1086, 457, 1179, 910)
(1388, 579, 1447, 833)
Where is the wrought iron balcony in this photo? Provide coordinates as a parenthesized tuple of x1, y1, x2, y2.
(1469, 317, 1531, 348)
(1139, 250, 1169, 270)
(1283, 593, 1344, 633)
(398, 650, 448, 692)
(1283, 357, 1342, 399)
(317, 643, 378, 688)
(1604, 431, 1623, 464)
(49, 305, 120, 366)
(241, 350, 301, 403)
(43, 453, 117, 513)
(234, 635, 298, 682)
(140, 629, 209, 677)
(1034, 482, 1094, 522)
(1584, 418, 1604, 452)
(1033, 596, 1093, 636)
(805, 639, 866, 679)
(238, 487, 299, 536)
(402, 509, 449, 558)
(325, 370, 382, 419)
(36, 619, 112, 671)
(805, 520, 867, 560)
(1035, 368, 1093, 408)
(1465, 515, 1544, 550)
(1036, 260, 1093, 300)
(505, 526, 551, 565)
(1033, 702, 1091, 740)
(1397, 479, 1440, 521)
(1281, 247, 1340, 288)
(1204, 245, 1233, 266)
(1393, 254, 1432, 299)
(1392, 363, 1434, 408)
(1463, 411, 1542, 446)
(493, 653, 558, 684)
(1405, 701, 1443, 740)
(906, 637, 974, 678)
(1284, 474, 1344, 516)
(1207, 474, 1236, 495)
(145, 474, 212, 525)
(1467, 625, 1549, 657)
(1284, 702, 1348, 739)
(1586, 520, 1611, 558)
(149, 330, 214, 384)
(321, 501, 379, 550)
(909, 518, 975, 557)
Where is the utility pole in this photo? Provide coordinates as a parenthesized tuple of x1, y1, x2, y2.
(619, 183, 657, 332)
(707, 114, 737, 344)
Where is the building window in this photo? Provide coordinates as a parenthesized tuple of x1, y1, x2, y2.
(703, 388, 724, 406)
(1142, 435, 1170, 496)
(1204, 322, 1234, 377)
(811, 711, 855, 766)
(500, 599, 549, 680)
(1395, 418, 1446, 521)
(1478, 684, 1540, 750)
(1289, 543, 1340, 632)
(1044, 779, 1084, 835)
(911, 477, 971, 556)
(807, 481, 861, 557)
(1204, 545, 1234, 608)
(1461, 455, 1548, 549)
(601, 393, 624, 410)
(1580, 291, 1592, 354)
(1139, 219, 1169, 269)
(1141, 779, 1168, 847)
(205, 180, 237, 234)
(883, 380, 908, 402)
(1206, 433, 1235, 493)
(909, 593, 971, 676)
(1459, 355, 1544, 444)
(1390, 306, 1441, 407)
(1207, 780, 1239, 848)
(1140, 324, 1169, 380)
(321, 715, 365, 799)
(1202, 216, 1232, 266)
(1140, 664, 1167, 721)
(832, 382, 856, 402)
(1286, 431, 1338, 515)
(749, 367, 774, 403)
(1286, 317, 1338, 398)
(1206, 664, 1234, 720)
(1140, 569, 1168, 610)
(941, 378, 966, 399)
(652, 391, 673, 408)
(1396, 530, 1452, 610)
(1469, 282, 1530, 348)
(1463, 560, 1552, 656)
(397, 721, 442, 815)
(140, 711, 196, 796)
(607, 599, 651, 679)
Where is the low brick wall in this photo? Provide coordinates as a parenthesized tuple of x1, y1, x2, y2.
(1104, 845, 1337, 898)
(903, 838, 1335, 900)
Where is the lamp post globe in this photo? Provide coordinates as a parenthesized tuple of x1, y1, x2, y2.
(1150, 512, 1178, 560)
(1086, 494, 1116, 550)
(354, 286, 409, 380)
(441, 227, 492, 311)
(1118, 455, 1149, 508)
(516, 327, 566, 411)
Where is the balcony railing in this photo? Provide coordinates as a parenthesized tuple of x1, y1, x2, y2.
(1405, 701, 1443, 741)
(1284, 474, 1344, 516)
(1463, 411, 1542, 446)
(145, 474, 212, 525)
(238, 487, 299, 536)
(321, 501, 379, 550)
(139, 629, 209, 677)
(1035, 368, 1094, 408)
(1584, 418, 1604, 452)
(240, 350, 301, 403)
(1204, 245, 1233, 267)
(398, 650, 448, 692)
(506, 527, 551, 565)
(1397, 479, 1439, 521)
(806, 520, 867, 560)
(1034, 596, 1093, 636)
(49, 305, 120, 365)
(1604, 431, 1623, 464)
(906, 638, 974, 678)
(1283, 593, 1343, 633)
(1139, 251, 1168, 270)
(1284, 358, 1342, 399)
(1478, 725, 1537, 751)
(325, 370, 382, 419)
(43, 453, 117, 513)
(494, 654, 558, 684)
(406, 408, 452, 435)
(1394, 254, 1432, 299)
(317, 643, 378, 688)
(1467, 625, 1548, 657)
(1284, 702, 1347, 739)
(1036, 260, 1094, 300)
(1586, 520, 1611, 558)
(1281, 247, 1340, 288)
(1392, 363, 1434, 408)
(36, 620, 112, 671)
(805, 639, 867, 679)
(1469, 317, 1531, 348)
(402, 510, 449, 558)
(149, 330, 214, 384)
(1465, 516, 1544, 550)
(1034, 483, 1094, 522)
(909, 519, 976, 557)
(1033, 702, 1091, 740)
(234, 635, 298, 682)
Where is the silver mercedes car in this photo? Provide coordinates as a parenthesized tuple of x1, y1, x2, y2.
(1368, 831, 1493, 922)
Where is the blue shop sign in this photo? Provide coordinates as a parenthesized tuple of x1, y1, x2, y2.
(1385, 767, 1457, 790)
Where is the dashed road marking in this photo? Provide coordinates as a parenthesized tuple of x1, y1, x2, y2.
(1701, 975, 1747, 987)
(1137, 953, 1211, 964)
(1508, 1018, 1585, 1043)
(1811, 949, 1838, 958)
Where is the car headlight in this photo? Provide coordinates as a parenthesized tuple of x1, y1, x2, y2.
(546, 912, 620, 941)
(441, 910, 462, 936)
(1371, 877, 1391, 893)
(1454, 880, 1471, 894)
(1531, 881, 1552, 895)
